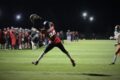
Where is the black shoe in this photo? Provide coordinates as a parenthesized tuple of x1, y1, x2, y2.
(32, 60, 39, 65)
(110, 62, 115, 65)
(71, 59, 76, 67)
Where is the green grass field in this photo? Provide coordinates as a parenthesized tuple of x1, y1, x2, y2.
(0, 40, 120, 80)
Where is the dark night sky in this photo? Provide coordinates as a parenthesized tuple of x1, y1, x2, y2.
(0, 0, 120, 36)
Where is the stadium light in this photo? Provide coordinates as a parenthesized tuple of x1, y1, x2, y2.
(82, 12, 88, 19)
(16, 14, 22, 20)
(89, 16, 94, 22)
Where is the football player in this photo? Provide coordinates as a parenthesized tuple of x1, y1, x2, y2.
(32, 20, 76, 67)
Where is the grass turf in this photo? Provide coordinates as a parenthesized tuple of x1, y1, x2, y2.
(0, 40, 120, 80)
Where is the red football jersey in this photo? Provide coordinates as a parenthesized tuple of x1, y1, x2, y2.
(47, 26, 61, 44)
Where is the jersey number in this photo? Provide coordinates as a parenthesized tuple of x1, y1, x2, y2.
(49, 30, 56, 37)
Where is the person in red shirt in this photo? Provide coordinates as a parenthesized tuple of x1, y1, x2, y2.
(0, 29, 4, 49)
(32, 21, 76, 67)
(9, 28, 16, 49)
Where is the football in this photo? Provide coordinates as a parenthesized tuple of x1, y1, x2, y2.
(30, 14, 41, 22)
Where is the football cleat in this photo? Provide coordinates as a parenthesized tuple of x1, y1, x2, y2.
(71, 59, 76, 67)
(32, 60, 39, 65)
(109, 62, 115, 65)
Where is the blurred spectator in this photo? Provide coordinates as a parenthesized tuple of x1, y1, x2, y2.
(74, 31, 79, 41)
(59, 31, 64, 43)
(9, 27, 16, 49)
(66, 30, 71, 41)
(0, 29, 4, 49)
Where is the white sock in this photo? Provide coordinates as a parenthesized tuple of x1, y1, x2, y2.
(112, 55, 117, 63)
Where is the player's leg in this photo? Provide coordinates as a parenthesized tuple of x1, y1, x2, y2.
(32, 43, 54, 65)
(110, 34, 120, 65)
(56, 42, 76, 67)
(111, 44, 120, 64)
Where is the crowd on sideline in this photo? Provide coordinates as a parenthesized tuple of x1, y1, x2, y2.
(0, 27, 80, 50)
